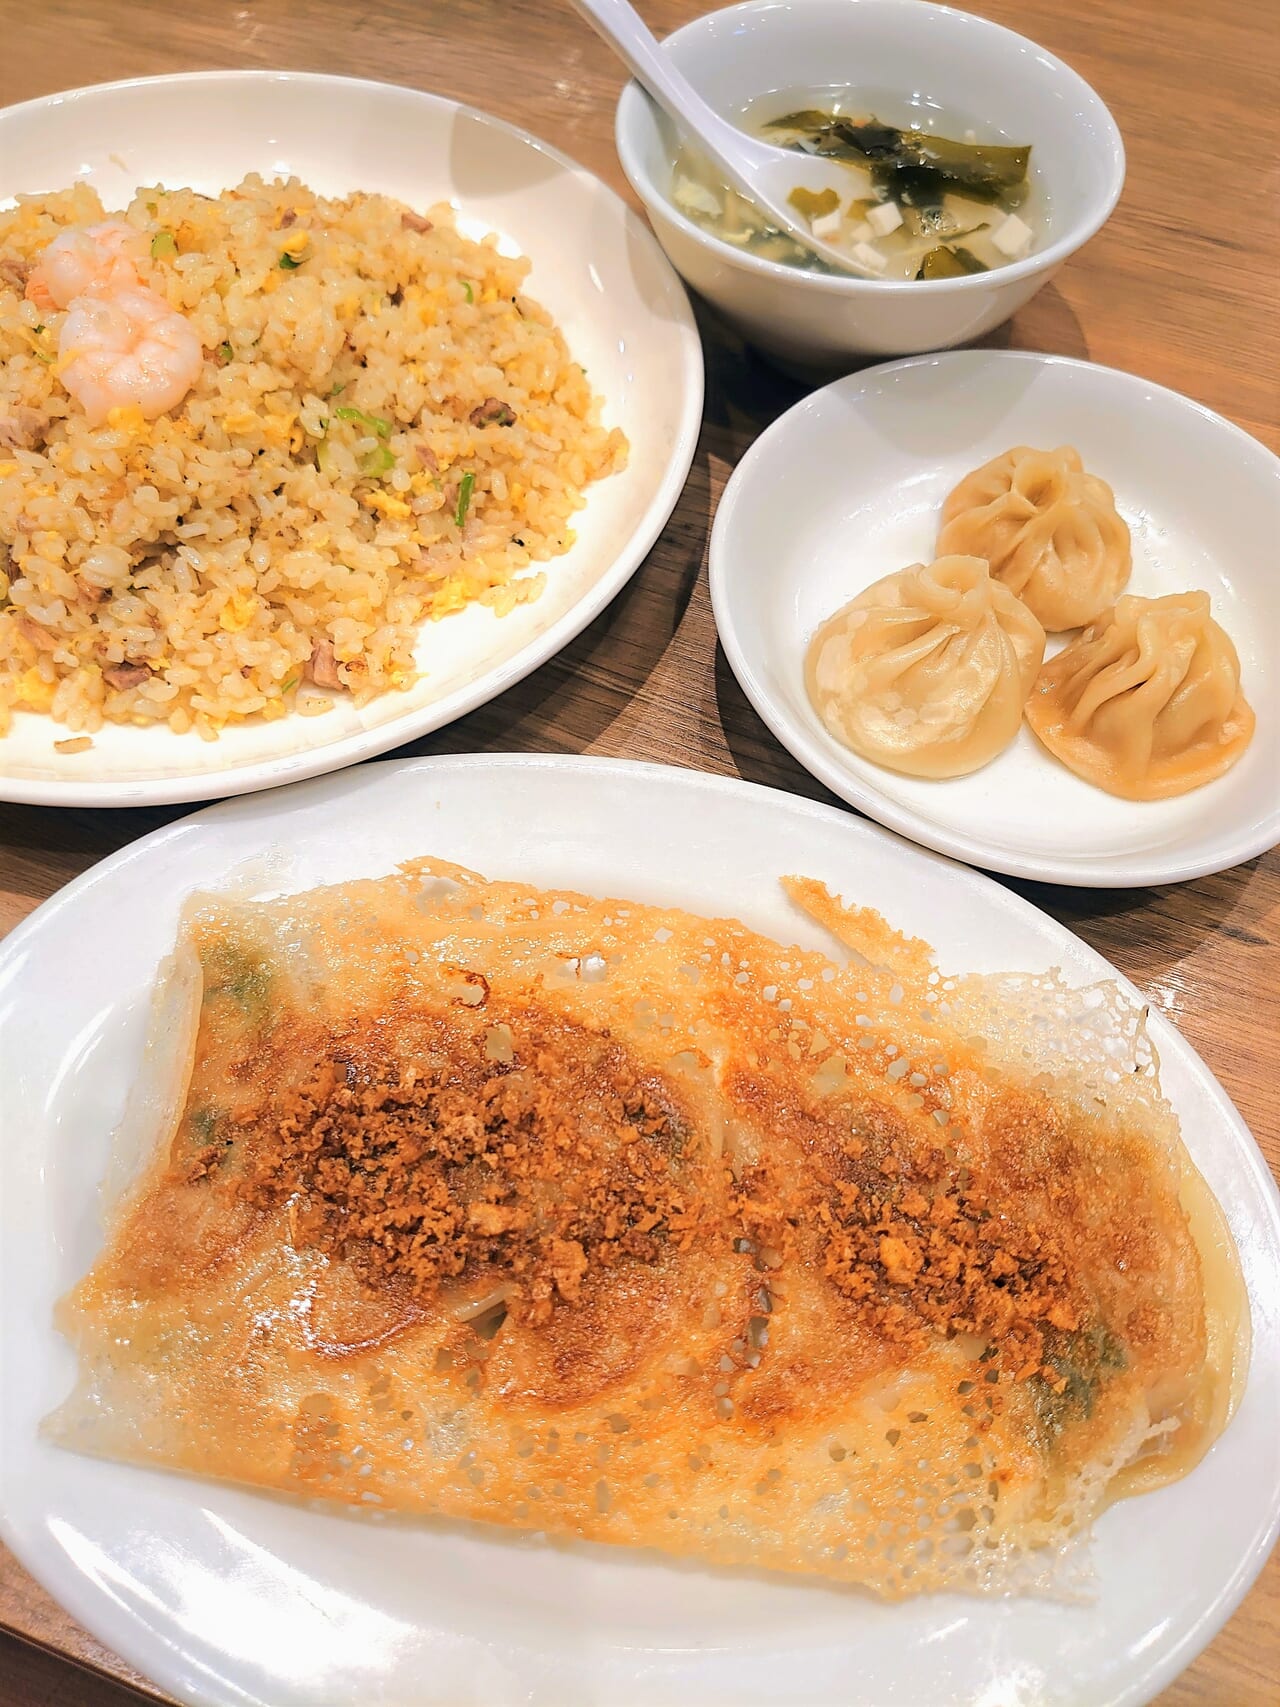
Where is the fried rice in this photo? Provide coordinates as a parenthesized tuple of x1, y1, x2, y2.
(0, 174, 626, 740)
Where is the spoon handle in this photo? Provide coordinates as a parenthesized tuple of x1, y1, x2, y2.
(567, 0, 870, 276)
(567, 0, 761, 188)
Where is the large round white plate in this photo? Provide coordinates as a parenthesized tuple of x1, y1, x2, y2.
(2, 754, 1277, 1707)
(0, 73, 702, 807)
(710, 351, 1280, 887)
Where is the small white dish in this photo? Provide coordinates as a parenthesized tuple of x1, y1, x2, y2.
(0, 71, 703, 807)
(616, 0, 1124, 371)
(1, 755, 1278, 1707)
(710, 351, 1280, 887)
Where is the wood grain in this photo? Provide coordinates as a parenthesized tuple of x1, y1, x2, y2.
(1, 1, 1276, 1702)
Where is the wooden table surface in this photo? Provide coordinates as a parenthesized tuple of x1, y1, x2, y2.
(2, 0, 1277, 1701)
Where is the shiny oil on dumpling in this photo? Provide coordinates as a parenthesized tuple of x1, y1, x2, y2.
(805, 555, 1045, 779)
(1025, 591, 1255, 800)
(937, 445, 1131, 630)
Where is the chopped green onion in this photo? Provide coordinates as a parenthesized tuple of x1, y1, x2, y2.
(462, 280, 474, 304)
(787, 185, 839, 220)
(328, 381, 346, 397)
(916, 243, 988, 281)
(315, 437, 335, 476)
(360, 444, 396, 478)
(281, 672, 300, 693)
(216, 340, 233, 363)
(335, 404, 391, 439)
(279, 251, 302, 269)
(454, 471, 475, 527)
(21, 327, 53, 364)
(916, 247, 966, 281)
(189, 1105, 219, 1143)
(150, 230, 177, 258)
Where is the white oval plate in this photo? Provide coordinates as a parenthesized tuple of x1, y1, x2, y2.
(1, 754, 1277, 1707)
(710, 351, 1280, 886)
(0, 73, 702, 807)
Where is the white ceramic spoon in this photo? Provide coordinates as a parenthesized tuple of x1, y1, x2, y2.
(568, 0, 878, 276)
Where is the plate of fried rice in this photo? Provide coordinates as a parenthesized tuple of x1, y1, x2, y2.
(0, 71, 702, 805)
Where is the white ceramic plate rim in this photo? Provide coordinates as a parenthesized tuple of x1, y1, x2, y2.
(1, 753, 1278, 1707)
(615, 0, 1125, 296)
(0, 71, 704, 809)
(710, 350, 1280, 887)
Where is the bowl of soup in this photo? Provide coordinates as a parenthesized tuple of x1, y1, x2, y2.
(615, 0, 1124, 372)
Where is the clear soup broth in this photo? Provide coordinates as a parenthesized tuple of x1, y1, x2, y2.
(672, 87, 1045, 281)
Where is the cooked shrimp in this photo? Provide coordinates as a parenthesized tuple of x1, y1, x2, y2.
(25, 219, 147, 314)
(58, 287, 202, 427)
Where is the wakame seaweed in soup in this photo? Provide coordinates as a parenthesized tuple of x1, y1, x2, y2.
(671, 101, 1036, 281)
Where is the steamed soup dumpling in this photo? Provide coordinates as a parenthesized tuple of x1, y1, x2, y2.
(806, 555, 1045, 779)
(1025, 591, 1255, 800)
(938, 445, 1131, 630)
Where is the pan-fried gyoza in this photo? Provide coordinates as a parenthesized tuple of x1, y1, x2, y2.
(48, 862, 1247, 1597)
